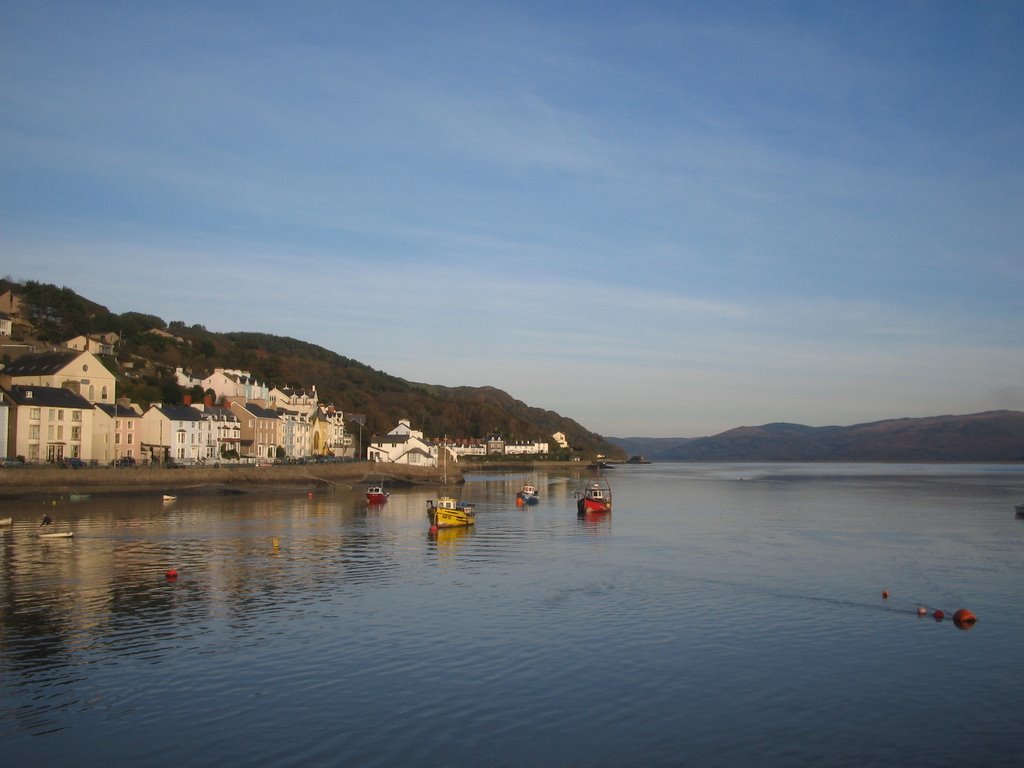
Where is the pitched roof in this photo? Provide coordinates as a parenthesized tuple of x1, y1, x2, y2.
(96, 403, 142, 418)
(152, 404, 203, 422)
(1, 350, 82, 376)
(4, 384, 94, 409)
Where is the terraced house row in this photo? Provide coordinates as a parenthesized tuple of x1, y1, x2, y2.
(0, 350, 351, 465)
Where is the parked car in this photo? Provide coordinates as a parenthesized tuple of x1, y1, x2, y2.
(61, 457, 86, 469)
(115, 456, 137, 467)
(1, 456, 26, 467)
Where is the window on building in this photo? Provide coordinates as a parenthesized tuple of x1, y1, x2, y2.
(29, 445, 40, 460)
(177, 432, 186, 445)
(30, 424, 40, 439)
(72, 410, 82, 422)
(30, 407, 41, 420)
(115, 433, 121, 445)
(71, 426, 81, 441)
(127, 434, 133, 445)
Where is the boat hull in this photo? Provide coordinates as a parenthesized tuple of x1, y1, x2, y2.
(578, 497, 611, 514)
(430, 508, 476, 528)
(38, 531, 74, 539)
(367, 493, 390, 504)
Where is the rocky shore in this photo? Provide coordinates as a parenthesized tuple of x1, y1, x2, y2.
(0, 461, 464, 499)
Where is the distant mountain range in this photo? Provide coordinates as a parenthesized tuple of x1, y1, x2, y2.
(609, 411, 1024, 462)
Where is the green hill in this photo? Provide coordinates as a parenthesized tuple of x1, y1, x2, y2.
(0, 279, 622, 459)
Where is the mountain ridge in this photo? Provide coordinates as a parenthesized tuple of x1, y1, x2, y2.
(609, 410, 1024, 462)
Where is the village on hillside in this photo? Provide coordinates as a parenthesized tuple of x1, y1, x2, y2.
(0, 289, 570, 467)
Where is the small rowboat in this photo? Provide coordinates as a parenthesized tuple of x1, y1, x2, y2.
(0, 517, 12, 527)
(37, 531, 74, 539)
(1016, 502, 1024, 517)
(163, 494, 177, 502)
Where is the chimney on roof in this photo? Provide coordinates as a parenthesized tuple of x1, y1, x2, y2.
(183, 394, 192, 406)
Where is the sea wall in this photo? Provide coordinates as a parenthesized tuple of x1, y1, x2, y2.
(0, 461, 463, 498)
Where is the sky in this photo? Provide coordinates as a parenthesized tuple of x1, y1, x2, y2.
(2, 1, 1023, 438)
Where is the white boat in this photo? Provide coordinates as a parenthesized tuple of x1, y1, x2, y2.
(0, 517, 12, 526)
(37, 531, 74, 539)
(163, 494, 177, 502)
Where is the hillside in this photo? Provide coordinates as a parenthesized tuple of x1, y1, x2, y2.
(0, 279, 623, 458)
(609, 411, 1024, 462)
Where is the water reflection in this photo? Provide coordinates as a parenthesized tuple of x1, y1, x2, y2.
(2, 464, 1023, 766)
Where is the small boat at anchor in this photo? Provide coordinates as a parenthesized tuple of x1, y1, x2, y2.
(36, 530, 74, 539)
(574, 472, 612, 515)
(516, 483, 539, 505)
(1016, 502, 1024, 517)
(162, 494, 177, 502)
(0, 517, 12, 527)
(427, 496, 476, 528)
(366, 485, 390, 504)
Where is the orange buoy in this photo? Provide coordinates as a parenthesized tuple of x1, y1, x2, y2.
(933, 609, 945, 621)
(953, 609, 977, 630)
(917, 606, 927, 616)
(165, 569, 178, 579)
(516, 496, 524, 506)
(429, 525, 438, 533)
(882, 590, 889, 599)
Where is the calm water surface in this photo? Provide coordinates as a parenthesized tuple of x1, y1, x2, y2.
(2, 463, 1023, 767)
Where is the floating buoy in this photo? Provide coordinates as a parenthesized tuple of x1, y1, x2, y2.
(882, 590, 889, 600)
(272, 537, 280, 550)
(429, 525, 438, 533)
(165, 569, 178, 579)
(953, 609, 977, 630)
(516, 496, 524, 506)
(307, 492, 313, 498)
(933, 609, 945, 621)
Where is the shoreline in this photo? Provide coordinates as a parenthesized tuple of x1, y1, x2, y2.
(0, 461, 465, 499)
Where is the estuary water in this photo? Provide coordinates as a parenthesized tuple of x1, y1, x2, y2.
(1, 463, 1023, 767)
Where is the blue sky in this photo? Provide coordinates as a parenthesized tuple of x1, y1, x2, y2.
(2, 2, 1022, 437)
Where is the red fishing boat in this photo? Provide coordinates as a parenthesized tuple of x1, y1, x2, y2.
(574, 472, 612, 514)
(366, 484, 390, 504)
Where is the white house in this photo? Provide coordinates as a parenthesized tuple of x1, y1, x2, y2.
(367, 420, 437, 466)
(202, 368, 271, 404)
(141, 403, 210, 465)
(192, 404, 243, 461)
(3, 384, 96, 463)
(0, 311, 11, 337)
(504, 439, 550, 456)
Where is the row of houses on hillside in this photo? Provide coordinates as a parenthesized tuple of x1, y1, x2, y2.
(0, 350, 351, 464)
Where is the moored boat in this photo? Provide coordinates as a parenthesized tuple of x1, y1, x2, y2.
(162, 494, 177, 502)
(366, 485, 390, 504)
(69, 492, 90, 502)
(516, 483, 539, 505)
(0, 517, 12, 526)
(37, 531, 74, 539)
(1016, 502, 1024, 517)
(427, 496, 476, 528)
(574, 472, 612, 514)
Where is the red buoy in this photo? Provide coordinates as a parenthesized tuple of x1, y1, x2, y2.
(429, 525, 438, 533)
(933, 609, 944, 621)
(882, 590, 889, 600)
(953, 609, 977, 630)
(165, 569, 178, 579)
